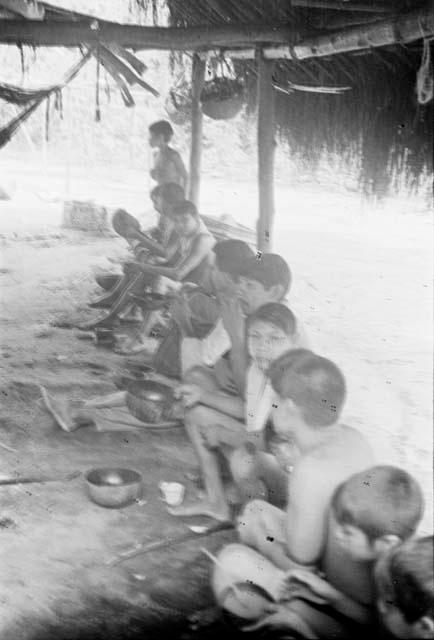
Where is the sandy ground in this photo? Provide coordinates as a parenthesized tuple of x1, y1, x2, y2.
(0, 171, 432, 639)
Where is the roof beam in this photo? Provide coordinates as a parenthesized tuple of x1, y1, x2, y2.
(0, 20, 294, 48)
(291, 0, 394, 13)
(210, 6, 434, 60)
(0, 6, 431, 58)
(0, 0, 44, 20)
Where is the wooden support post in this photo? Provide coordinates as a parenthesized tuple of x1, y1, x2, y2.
(188, 53, 205, 206)
(257, 54, 276, 252)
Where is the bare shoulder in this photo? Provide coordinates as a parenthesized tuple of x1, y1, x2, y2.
(167, 147, 182, 159)
(300, 425, 374, 473)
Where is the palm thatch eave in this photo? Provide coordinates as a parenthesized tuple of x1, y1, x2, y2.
(163, 0, 432, 197)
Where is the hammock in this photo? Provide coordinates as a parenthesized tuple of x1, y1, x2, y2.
(0, 51, 92, 149)
(0, 42, 159, 147)
(0, 99, 42, 149)
(0, 49, 92, 105)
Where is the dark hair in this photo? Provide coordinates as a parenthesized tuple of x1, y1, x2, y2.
(150, 183, 185, 206)
(247, 303, 296, 337)
(375, 536, 434, 624)
(213, 240, 254, 279)
(269, 349, 346, 426)
(171, 200, 199, 218)
(240, 253, 291, 295)
(332, 466, 424, 541)
(149, 119, 174, 141)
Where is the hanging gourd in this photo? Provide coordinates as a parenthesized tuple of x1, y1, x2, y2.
(200, 57, 244, 120)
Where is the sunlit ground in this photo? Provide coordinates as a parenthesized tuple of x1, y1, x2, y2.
(1, 155, 432, 535)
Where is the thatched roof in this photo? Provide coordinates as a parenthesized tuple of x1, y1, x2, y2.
(0, 0, 432, 197)
(164, 0, 432, 197)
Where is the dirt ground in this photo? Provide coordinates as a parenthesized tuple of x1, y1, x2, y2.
(0, 177, 432, 640)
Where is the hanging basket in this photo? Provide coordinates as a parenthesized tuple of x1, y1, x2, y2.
(200, 77, 244, 120)
(165, 86, 192, 126)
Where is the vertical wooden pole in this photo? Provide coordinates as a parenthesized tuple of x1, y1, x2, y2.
(41, 98, 48, 182)
(64, 86, 72, 198)
(257, 53, 276, 252)
(188, 53, 206, 206)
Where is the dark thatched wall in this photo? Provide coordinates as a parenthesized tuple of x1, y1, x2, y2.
(163, 0, 432, 197)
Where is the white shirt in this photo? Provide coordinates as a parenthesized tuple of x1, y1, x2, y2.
(245, 362, 277, 433)
(180, 319, 230, 375)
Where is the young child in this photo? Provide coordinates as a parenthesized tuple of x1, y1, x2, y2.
(180, 253, 308, 394)
(169, 303, 298, 522)
(258, 465, 425, 637)
(375, 536, 434, 638)
(210, 465, 425, 638)
(148, 120, 187, 190)
(229, 304, 302, 506)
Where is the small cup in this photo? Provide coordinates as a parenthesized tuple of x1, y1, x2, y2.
(159, 481, 185, 507)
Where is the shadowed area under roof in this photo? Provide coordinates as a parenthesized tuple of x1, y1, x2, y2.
(163, 0, 432, 197)
(0, 0, 432, 197)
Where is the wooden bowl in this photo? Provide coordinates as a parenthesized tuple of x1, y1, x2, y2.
(85, 467, 143, 508)
(125, 380, 178, 424)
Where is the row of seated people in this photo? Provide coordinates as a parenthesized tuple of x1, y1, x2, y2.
(69, 175, 432, 637)
(81, 183, 216, 353)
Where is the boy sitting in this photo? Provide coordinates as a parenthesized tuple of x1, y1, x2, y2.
(211, 465, 424, 638)
(91, 183, 184, 308)
(169, 303, 299, 522)
(234, 350, 375, 568)
(152, 239, 255, 377)
(375, 535, 433, 638)
(262, 465, 425, 637)
(83, 200, 215, 333)
(181, 253, 308, 397)
(148, 119, 187, 190)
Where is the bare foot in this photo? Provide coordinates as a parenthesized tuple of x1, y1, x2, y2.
(168, 499, 231, 523)
(40, 387, 88, 432)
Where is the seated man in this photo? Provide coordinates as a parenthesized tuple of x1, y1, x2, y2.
(89, 182, 184, 311)
(82, 200, 215, 332)
(151, 239, 256, 377)
(169, 303, 299, 522)
(235, 350, 375, 569)
(203, 350, 374, 634)
(181, 252, 308, 400)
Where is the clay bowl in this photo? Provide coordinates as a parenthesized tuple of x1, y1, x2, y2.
(85, 467, 143, 508)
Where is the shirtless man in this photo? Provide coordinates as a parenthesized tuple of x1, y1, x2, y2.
(209, 349, 375, 635)
(236, 349, 375, 569)
(148, 120, 188, 190)
(152, 239, 255, 378)
(82, 201, 215, 333)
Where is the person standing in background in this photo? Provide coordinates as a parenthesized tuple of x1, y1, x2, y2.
(148, 120, 188, 191)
